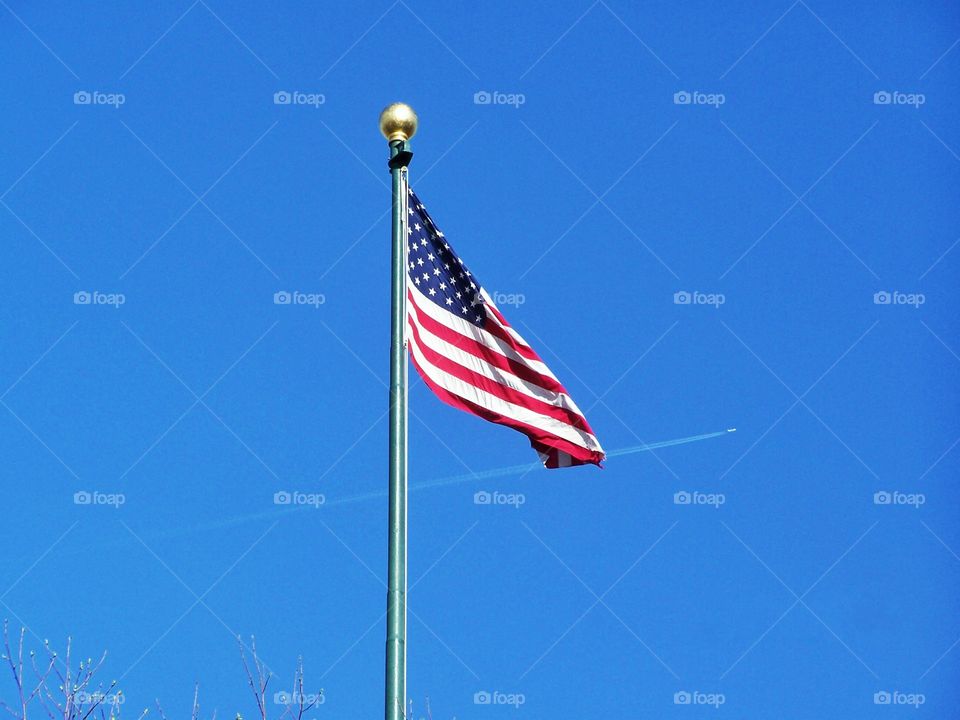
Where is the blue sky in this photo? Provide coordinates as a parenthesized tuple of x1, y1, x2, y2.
(0, 1, 958, 717)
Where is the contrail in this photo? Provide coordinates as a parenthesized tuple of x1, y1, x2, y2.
(111, 429, 737, 542)
(606, 428, 736, 458)
(399, 428, 737, 494)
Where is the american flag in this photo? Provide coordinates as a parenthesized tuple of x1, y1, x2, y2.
(405, 188, 605, 468)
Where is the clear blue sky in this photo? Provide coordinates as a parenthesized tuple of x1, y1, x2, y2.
(1, 1, 958, 718)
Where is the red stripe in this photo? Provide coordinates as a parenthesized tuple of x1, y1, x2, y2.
(408, 289, 566, 395)
(482, 304, 543, 362)
(542, 448, 566, 469)
(484, 301, 510, 327)
(407, 317, 595, 436)
(409, 351, 605, 468)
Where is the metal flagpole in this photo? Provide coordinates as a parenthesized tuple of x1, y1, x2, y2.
(379, 102, 417, 720)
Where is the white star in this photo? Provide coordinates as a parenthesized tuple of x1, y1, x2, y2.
(429, 288, 437, 296)
(445, 298, 453, 306)
(417, 257, 424, 266)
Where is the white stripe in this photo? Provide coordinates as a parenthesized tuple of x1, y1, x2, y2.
(479, 287, 553, 371)
(482, 307, 577, 406)
(410, 335, 601, 454)
(409, 332, 603, 453)
(409, 311, 589, 422)
(407, 281, 558, 382)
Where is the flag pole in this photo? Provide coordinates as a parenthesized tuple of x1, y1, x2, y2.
(379, 102, 417, 720)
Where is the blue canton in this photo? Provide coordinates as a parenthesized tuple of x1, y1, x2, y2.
(407, 188, 486, 326)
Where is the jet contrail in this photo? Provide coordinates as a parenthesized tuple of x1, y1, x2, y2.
(110, 428, 737, 544)
(606, 428, 736, 458)
(398, 428, 737, 494)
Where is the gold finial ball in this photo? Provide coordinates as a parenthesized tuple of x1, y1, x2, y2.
(379, 102, 418, 142)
